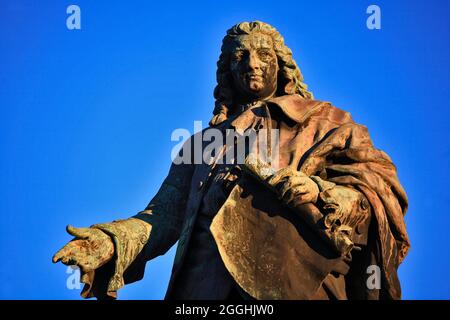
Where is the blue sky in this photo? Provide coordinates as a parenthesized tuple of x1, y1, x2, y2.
(1, 0, 449, 299)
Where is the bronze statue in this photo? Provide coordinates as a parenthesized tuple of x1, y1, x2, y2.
(53, 21, 409, 300)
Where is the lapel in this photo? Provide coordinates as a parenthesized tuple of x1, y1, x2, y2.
(267, 94, 327, 124)
(228, 94, 327, 133)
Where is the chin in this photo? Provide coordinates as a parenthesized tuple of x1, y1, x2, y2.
(247, 83, 265, 93)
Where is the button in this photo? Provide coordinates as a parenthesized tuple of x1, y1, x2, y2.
(360, 198, 369, 210)
(198, 181, 204, 189)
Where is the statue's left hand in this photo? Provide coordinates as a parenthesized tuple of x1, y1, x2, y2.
(52, 225, 115, 273)
(270, 169, 320, 207)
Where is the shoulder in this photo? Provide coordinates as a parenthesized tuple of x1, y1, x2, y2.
(268, 94, 354, 126)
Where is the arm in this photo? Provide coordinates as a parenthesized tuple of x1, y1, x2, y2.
(53, 158, 194, 299)
(92, 159, 194, 298)
(243, 155, 370, 257)
(274, 172, 371, 256)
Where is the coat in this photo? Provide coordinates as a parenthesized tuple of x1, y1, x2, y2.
(82, 94, 409, 300)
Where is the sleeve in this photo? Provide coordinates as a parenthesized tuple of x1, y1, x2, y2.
(133, 160, 194, 259)
(79, 156, 194, 299)
(302, 123, 409, 299)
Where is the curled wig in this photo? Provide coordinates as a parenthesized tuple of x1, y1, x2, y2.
(210, 21, 313, 126)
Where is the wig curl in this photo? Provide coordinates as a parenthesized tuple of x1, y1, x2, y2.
(210, 21, 313, 126)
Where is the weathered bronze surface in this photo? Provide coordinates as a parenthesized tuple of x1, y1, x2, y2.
(53, 21, 409, 300)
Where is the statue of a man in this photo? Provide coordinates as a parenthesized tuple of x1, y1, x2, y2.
(53, 21, 409, 300)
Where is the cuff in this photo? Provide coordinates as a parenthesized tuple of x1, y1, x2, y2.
(82, 218, 151, 298)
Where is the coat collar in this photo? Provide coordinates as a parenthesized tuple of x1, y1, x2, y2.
(228, 94, 327, 132)
(267, 94, 328, 123)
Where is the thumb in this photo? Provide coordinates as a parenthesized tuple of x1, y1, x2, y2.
(66, 225, 92, 239)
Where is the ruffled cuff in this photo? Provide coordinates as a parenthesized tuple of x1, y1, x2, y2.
(310, 176, 371, 256)
(80, 218, 151, 299)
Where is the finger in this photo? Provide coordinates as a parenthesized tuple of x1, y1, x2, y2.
(279, 181, 307, 197)
(291, 193, 315, 206)
(60, 255, 73, 265)
(270, 168, 293, 184)
(54, 251, 77, 266)
(283, 187, 316, 206)
(80, 270, 95, 285)
(281, 188, 298, 205)
(66, 225, 92, 239)
(52, 252, 62, 264)
(76, 260, 92, 273)
(278, 176, 307, 191)
(279, 184, 292, 200)
(52, 246, 70, 263)
(291, 185, 309, 194)
(288, 176, 308, 185)
(291, 198, 308, 206)
(278, 179, 295, 196)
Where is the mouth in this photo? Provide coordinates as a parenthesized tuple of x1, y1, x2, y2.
(245, 73, 264, 81)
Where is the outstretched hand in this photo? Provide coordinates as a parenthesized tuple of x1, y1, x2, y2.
(52, 225, 114, 273)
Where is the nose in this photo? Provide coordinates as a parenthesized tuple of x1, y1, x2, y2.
(247, 51, 261, 71)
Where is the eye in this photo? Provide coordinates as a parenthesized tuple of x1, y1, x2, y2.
(257, 49, 272, 61)
(232, 50, 245, 62)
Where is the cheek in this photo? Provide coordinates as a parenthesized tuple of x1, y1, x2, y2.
(230, 61, 238, 73)
(264, 60, 278, 83)
(230, 62, 243, 80)
(232, 68, 252, 92)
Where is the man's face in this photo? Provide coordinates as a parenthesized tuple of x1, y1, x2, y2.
(229, 32, 278, 102)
